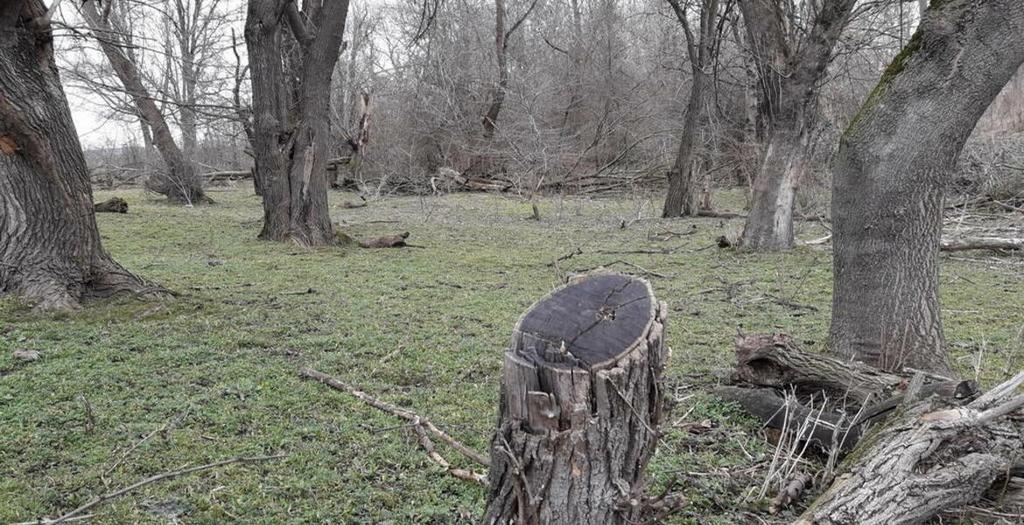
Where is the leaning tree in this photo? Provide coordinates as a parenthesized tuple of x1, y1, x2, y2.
(0, 0, 150, 309)
(830, 0, 1024, 375)
(79, 0, 208, 205)
(245, 0, 350, 245)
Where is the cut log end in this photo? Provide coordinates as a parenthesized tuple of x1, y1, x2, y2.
(511, 273, 655, 370)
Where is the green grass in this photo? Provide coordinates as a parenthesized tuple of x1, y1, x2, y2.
(1, 187, 1021, 523)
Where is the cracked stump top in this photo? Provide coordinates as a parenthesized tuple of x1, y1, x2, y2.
(511, 273, 655, 370)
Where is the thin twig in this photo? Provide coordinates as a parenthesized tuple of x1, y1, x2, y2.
(299, 367, 490, 467)
(412, 418, 487, 485)
(46, 455, 285, 524)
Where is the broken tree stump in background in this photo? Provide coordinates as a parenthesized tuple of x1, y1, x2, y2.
(93, 196, 128, 214)
(483, 272, 669, 524)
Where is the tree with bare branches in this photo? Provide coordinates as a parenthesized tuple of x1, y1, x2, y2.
(245, 0, 350, 245)
(79, 0, 208, 204)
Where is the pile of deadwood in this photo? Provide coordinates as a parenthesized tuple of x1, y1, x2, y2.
(301, 273, 1022, 524)
(431, 167, 513, 193)
(717, 333, 1024, 523)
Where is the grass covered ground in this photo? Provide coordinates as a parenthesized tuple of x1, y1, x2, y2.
(2, 187, 1022, 524)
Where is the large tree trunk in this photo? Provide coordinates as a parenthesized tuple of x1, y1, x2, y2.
(830, 0, 1024, 375)
(737, 0, 856, 250)
(483, 273, 668, 524)
(80, 0, 206, 205)
(245, 0, 349, 246)
(0, 0, 149, 310)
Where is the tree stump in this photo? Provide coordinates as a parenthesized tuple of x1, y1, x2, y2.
(483, 272, 668, 524)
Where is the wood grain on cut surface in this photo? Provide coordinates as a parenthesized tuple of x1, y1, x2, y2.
(513, 273, 653, 369)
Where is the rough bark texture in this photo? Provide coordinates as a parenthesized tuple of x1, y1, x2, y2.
(662, 0, 718, 218)
(483, 273, 668, 524)
(731, 333, 905, 406)
(0, 0, 149, 309)
(245, 0, 350, 246)
(80, 0, 206, 205)
(737, 0, 856, 250)
(830, 0, 1024, 375)
(798, 373, 1024, 525)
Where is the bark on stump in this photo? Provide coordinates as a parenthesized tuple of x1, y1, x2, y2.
(483, 272, 668, 524)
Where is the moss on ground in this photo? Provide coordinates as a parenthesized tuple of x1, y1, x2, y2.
(1, 187, 1020, 523)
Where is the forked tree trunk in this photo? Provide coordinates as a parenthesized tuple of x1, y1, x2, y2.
(830, 0, 1024, 375)
(484, 273, 668, 524)
(245, 0, 349, 246)
(737, 0, 857, 251)
(0, 0, 149, 309)
(80, 0, 206, 205)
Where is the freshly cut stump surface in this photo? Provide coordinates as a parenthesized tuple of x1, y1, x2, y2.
(483, 272, 668, 524)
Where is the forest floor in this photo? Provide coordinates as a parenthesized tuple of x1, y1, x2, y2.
(2, 186, 1022, 524)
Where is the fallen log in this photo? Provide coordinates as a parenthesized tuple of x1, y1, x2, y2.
(797, 372, 1024, 525)
(204, 170, 252, 183)
(359, 232, 409, 248)
(714, 386, 861, 451)
(483, 272, 669, 524)
(941, 237, 1023, 253)
(436, 167, 512, 192)
(730, 333, 907, 405)
(93, 197, 128, 214)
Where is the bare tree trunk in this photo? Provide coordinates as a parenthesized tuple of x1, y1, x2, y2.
(0, 0, 150, 310)
(559, 0, 585, 137)
(664, 71, 709, 217)
(481, 0, 508, 140)
(830, 0, 1024, 375)
(740, 126, 809, 249)
(737, 0, 856, 250)
(483, 273, 668, 524)
(80, 0, 206, 205)
(245, 0, 349, 246)
(663, 0, 719, 218)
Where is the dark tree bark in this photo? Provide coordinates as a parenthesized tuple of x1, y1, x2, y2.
(80, 0, 206, 205)
(484, 273, 668, 524)
(737, 0, 857, 250)
(245, 0, 349, 246)
(0, 0, 149, 309)
(830, 0, 1024, 375)
(662, 0, 720, 218)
